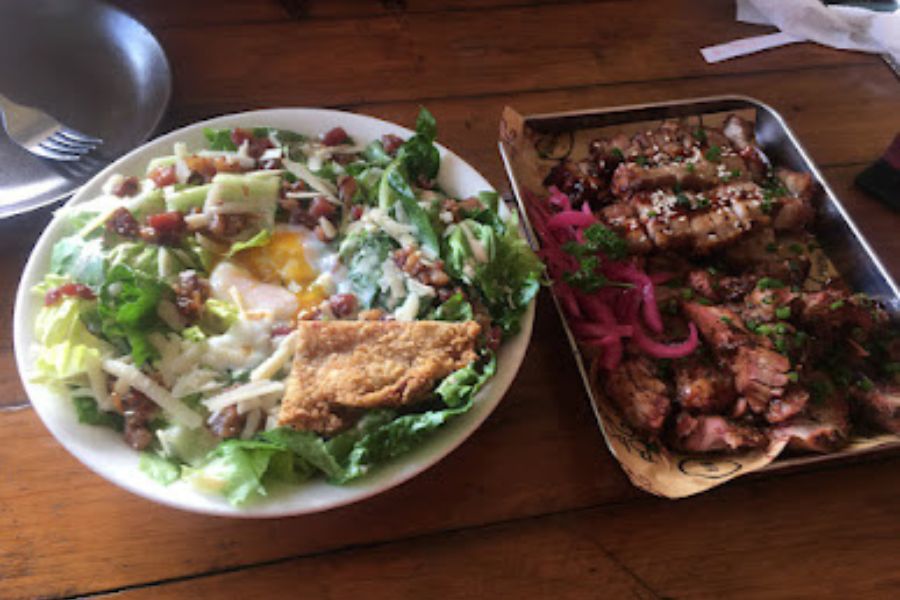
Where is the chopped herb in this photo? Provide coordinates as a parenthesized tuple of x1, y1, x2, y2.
(757, 324, 774, 336)
(775, 306, 791, 319)
(745, 319, 759, 333)
(786, 371, 799, 383)
(856, 376, 874, 392)
(696, 196, 710, 208)
(719, 315, 734, 326)
(693, 127, 707, 143)
(562, 256, 607, 293)
(757, 277, 785, 290)
(775, 337, 788, 353)
(789, 243, 804, 255)
(829, 300, 846, 311)
(697, 297, 713, 306)
(675, 193, 691, 209)
(686, 162, 696, 174)
(762, 296, 775, 305)
(707, 266, 719, 275)
(765, 242, 778, 253)
(635, 155, 649, 167)
(775, 323, 788, 335)
(730, 169, 741, 179)
(611, 147, 625, 160)
(761, 196, 774, 215)
(704, 145, 722, 162)
(681, 288, 694, 300)
(794, 331, 809, 348)
(647, 209, 659, 218)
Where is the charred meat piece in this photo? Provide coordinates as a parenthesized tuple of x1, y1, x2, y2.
(208, 405, 246, 439)
(611, 155, 751, 197)
(722, 114, 768, 180)
(724, 228, 811, 286)
(765, 386, 809, 424)
(683, 302, 749, 353)
(797, 290, 886, 340)
(774, 380, 850, 452)
(543, 159, 607, 207)
(674, 359, 736, 414)
(599, 202, 653, 255)
(739, 286, 798, 325)
(603, 356, 671, 435)
(851, 384, 900, 434)
(732, 346, 790, 415)
(672, 413, 768, 453)
(117, 389, 159, 451)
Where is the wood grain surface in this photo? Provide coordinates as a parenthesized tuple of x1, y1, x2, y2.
(3, 1, 899, 598)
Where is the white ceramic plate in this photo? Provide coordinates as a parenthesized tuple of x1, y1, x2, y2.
(13, 108, 535, 518)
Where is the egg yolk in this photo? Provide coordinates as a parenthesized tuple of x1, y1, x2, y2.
(233, 230, 328, 313)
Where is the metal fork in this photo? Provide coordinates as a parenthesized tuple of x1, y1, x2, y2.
(0, 92, 102, 161)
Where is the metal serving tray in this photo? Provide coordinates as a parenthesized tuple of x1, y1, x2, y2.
(499, 95, 900, 492)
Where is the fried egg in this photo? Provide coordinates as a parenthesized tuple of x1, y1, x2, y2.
(210, 225, 345, 320)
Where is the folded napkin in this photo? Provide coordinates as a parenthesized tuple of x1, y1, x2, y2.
(856, 134, 900, 210)
(702, 0, 900, 63)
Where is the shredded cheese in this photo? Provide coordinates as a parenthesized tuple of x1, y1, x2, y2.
(102, 358, 203, 429)
(202, 380, 285, 413)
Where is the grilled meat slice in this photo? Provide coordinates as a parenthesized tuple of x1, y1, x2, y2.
(604, 356, 671, 435)
(733, 346, 791, 415)
(611, 155, 751, 197)
(599, 202, 653, 254)
(687, 269, 756, 304)
(672, 413, 768, 453)
(774, 382, 850, 452)
(724, 228, 811, 285)
(722, 114, 768, 180)
(765, 386, 809, 424)
(682, 302, 749, 352)
(674, 359, 736, 414)
(851, 384, 900, 434)
(739, 286, 798, 325)
(797, 290, 886, 339)
(687, 270, 719, 302)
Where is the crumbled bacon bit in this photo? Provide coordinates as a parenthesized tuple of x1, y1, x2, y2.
(44, 283, 96, 306)
(105, 207, 140, 238)
(309, 197, 336, 220)
(321, 127, 349, 147)
(173, 271, 210, 321)
(148, 165, 177, 188)
(111, 176, 140, 197)
(329, 293, 359, 319)
(142, 211, 187, 246)
(381, 134, 404, 155)
(231, 128, 273, 159)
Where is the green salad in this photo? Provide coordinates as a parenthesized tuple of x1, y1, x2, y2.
(29, 108, 542, 505)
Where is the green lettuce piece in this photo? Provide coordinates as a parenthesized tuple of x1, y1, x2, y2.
(203, 173, 280, 237)
(339, 232, 395, 308)
(72, 396, 124, 432)
(165, 184, 211, 213)
(201, 299, 240, 334)
(225, 229, 271, 258)
(362, 139, 393, 167)
(378, 162, 440, 257)
(97, 265, 164, 365)
(436, 353, 496, 408)
(203, 128, 237, 151)
(185, 439, 295, 505)
(156, 423, 217, 465)
(31, 282, 109, 384)
(140, 452, 182, 486)
(395, 107, 440, 181)
(50, 236, 106, 288)
(429, 292, 474, 322)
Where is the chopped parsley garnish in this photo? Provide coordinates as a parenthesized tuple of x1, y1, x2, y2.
(765, 242, 777, 253)
(762, 296, 775, 305)
(693, 127, 707, 143)
(774, 337, 788, 354)
(635, 155, 649, 167)
(675, 193, 691, 209)
(730, 168, 741, 178)
(745, 319, 759, 332)
(560, 224, 630, 292)
(775, 306, 791, 319)
(757, 277, 785, 290)
(695, 196, 710, 209)
(830, 300, 846, 311)
(681, 288, 695, 300)
(789, 243, 804, 255)
(696, 297, 713, 306)
(756, 324, 774, 336)
(647, 209, 659, 218)
(786, 371, 799, 383)
(704, 145, 722, 162)
(775, 323, 788, 335)
(611, 147, 625, 160)
(686, 162, 696, 174)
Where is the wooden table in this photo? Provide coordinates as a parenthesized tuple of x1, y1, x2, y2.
(3, 1, 899, 598)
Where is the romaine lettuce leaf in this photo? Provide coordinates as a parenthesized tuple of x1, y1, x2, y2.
(225, 229, 271, 258)
(203, 128, 237, 151)
(139, 452, 181, 486)
(73, 396, 124, 431)
(97, 265, 164, 365)
(429, 292, 474, 322)
(50, 236, 106, 288)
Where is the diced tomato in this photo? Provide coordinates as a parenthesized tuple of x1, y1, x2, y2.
(309, 196, 336, 219)
(44, 283, 95, 306)
(148, 165, 177, 188)
(106, 207, 140, 238)
(321, 127, 349, 147)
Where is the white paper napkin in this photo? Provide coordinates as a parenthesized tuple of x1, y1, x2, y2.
(701, 0, 900, 64)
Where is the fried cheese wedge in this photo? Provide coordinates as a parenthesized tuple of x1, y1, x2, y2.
(279, 320, 481, 434)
